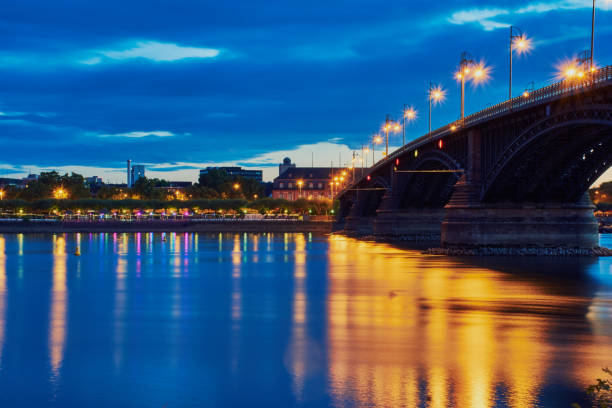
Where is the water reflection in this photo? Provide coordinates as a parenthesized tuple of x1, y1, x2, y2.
(49, 235, 67, 381)
(0, 233, 608, 407)
(326, 235, 612, 407)
(0, 236, 6, 365)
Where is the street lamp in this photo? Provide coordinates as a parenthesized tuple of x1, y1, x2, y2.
(382, 115, 398, 157)
(373, 134, 383, 164)
(509, 27, 533, 101)
(428, 83, 446, 135)
(456, 52, 475, 119)
(53, 187, 68, 199)
(297, 179, 303, 198)
(402, 106, 417, 147)
(0, 190, 4, 200)
(523, 81, 535, 98)
(591, 0, 596, 69)
(455, 54, 491, 119)
(233, 183, 240, 191)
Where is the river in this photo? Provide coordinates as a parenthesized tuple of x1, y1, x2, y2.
(0, 232, 610, 407)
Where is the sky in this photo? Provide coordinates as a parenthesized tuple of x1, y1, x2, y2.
(0, 0, 611, 183)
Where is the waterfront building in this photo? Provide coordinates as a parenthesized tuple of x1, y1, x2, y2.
(272, 163, 335, 201)
(199, 166, 263, 183)
(279, 157, 296, 176)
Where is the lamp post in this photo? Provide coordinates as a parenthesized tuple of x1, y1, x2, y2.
(373, 134, 383, 164)
(509, 27, 532, 101)
(383, 115, 391, 157)
(428, 83, 446, 135)
(457, 52, 475, 120)
(403, 106, 417, 147)
(591, 0, 596, 69)
(297, 179, 303, 199)
(0, 190, 4, 200)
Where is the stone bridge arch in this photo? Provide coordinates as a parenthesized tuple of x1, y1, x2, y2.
(396, 149, 464, 209)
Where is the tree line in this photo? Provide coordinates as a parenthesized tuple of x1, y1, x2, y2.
(0, 169, 266, 201)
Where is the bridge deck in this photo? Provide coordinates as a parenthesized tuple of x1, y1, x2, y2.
(338, 64, 612, 198)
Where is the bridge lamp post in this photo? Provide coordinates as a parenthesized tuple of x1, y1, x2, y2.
(591, 0, 596, 70)
(373, 134, 383, 164)
(428, 83, 446, 135)
(403, 107, 417, 147)
(456, 52, 475, 120)
(509, 27, 533, 100)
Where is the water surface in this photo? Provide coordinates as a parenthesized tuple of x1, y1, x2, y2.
(0, 232, 610, 407)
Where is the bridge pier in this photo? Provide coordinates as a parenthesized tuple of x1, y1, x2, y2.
(371, 189, 445, 240)
(374, 208, 445, 240)
(343, 215, 375, 235)
(441, 195, 599, 248)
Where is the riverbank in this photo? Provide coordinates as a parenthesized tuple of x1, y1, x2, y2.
(0, 219, 333, 233)
(334, 231, 612, 256)
(425, 246, 612, 256)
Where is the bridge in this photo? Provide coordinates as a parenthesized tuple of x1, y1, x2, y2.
(336, 65, 612, 248)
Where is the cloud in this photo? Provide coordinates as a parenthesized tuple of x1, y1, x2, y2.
(516, 0, 602, 14)
(448, 8, 510, 30)
(98, 130, 175, 138)
(81, 41, 221, 64)
(448, 1, 602, 31)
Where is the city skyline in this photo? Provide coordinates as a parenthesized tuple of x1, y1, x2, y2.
(1, 1, 611, 183)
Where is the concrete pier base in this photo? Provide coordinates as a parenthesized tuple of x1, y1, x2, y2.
(343, 216, 375, 235)
(441, 203, 599, 248)
(373, 209, 445, 240)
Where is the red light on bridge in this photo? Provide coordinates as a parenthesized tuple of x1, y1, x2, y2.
(438, 139, 444, 149)
(367, 175, 371, 181)
(395, 158, 400, 166)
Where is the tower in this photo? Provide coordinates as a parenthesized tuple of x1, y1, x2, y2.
(127, 159, 132, 187)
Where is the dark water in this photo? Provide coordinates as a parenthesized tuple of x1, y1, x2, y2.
(0, 232, 610, 407)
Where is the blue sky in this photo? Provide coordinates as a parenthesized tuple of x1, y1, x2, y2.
(0, 0, 611, 182)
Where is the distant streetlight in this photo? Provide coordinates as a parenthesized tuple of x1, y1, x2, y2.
(233, 183, 240, 191)
(382, 115, 400, 157)
(373, 134, 383, 164)
(0, 190, 4, 200)
(402, 106, 417, 147)
(509, 26, 533, 101)
(428, 83, 446, 135)
(523, 81, 535, 98)
(53, 187, 68, 200)
(591, 0, 596, 69)
(297, 179, 303, 198)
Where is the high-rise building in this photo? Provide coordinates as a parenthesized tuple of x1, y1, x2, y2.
(127, 160, 145, 187)
(127, 159, 132, 187)
(131, 165, 145, 185)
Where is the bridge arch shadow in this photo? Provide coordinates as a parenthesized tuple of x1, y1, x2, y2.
(482, 106, 612, 203)
(397, 151, 463, 209)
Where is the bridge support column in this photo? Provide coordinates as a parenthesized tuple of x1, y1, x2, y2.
(442, 195, 599, 248)
(374, 208, 445, 240)
(343, 199, 375, 236)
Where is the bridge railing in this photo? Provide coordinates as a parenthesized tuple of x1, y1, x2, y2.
(337, 65, 612, 198)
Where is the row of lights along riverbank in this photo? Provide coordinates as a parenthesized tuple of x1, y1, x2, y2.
(351, 0, 600, 182)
